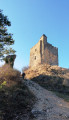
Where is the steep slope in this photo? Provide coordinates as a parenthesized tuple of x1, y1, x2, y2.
(25, 64, 69, 85)
(24, 79, 69, 120)
(24, 64, 69, 93)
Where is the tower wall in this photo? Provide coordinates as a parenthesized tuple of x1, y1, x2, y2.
(44, 43, 58, 65)
(40, 35, 47, 63)
(29, 41, 41, 67)
(29, 35, 58, 67)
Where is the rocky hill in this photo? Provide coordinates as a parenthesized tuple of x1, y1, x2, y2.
(24, 64, 69, 93)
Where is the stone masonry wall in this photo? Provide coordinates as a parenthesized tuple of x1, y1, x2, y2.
(45, 43, 58, 65)
(29, 41, 41, 67)
(29, 34, 58, 67)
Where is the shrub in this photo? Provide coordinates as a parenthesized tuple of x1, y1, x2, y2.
(0, 64, 20, 86)
(22, 66, 29, 72)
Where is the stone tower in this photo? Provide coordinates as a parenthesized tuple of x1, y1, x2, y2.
(29, 34, 58, 67)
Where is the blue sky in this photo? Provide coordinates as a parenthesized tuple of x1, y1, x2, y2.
(0, 0, 69, 71)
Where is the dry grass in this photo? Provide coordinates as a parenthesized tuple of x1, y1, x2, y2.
(0, 83, 35, 120)
(0, 64, 35, 120)
(0, 64, 20, 86)
(24, 64, 69, 87)
(24, 64, 69, 102)
(31, 75, 69, 102)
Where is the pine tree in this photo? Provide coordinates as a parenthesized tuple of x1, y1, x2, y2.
(0, 10, 15, 61)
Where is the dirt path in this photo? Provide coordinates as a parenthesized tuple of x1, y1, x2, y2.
(24, 79, 69, 120)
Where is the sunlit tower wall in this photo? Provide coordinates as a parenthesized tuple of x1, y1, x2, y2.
(29, 34, 58, 67)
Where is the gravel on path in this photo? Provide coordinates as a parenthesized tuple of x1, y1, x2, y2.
(24, 79, 69, 120)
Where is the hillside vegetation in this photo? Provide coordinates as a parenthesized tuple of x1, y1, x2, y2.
(0, 64, 20, 86)
(0, 64, 35, 120)
(24, 64, 69, 94)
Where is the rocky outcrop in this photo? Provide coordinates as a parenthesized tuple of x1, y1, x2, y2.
(24, 64, 69, 87)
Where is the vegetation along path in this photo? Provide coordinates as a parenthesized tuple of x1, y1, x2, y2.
(24, 79, 69, 120)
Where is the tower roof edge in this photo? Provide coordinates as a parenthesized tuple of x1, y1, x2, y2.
(41, 34, 47, 37)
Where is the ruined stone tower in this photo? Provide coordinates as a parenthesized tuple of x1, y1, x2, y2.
(5, 55, 16, 68)
(29, 34, 58, 67)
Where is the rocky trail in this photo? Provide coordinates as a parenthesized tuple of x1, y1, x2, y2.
(24, 79, 69, 120)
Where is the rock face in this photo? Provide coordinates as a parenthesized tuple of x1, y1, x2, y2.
(24, 64, 69, 87)
(29, 34, 58, 67)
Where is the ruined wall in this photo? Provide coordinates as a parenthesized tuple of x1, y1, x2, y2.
(40, 35, 47, 63)
(45, 43, 58, 65)
(29, 41, 41, 67)
(29, 34, 58, 67)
